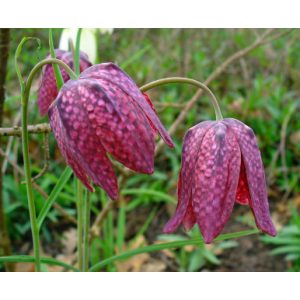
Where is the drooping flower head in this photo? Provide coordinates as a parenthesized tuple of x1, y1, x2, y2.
(48, 62, 174, 200)
(37, 49, 92, 116)
(163, 118, 276, 243)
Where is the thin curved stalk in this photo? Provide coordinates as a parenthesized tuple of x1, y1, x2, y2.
(74, 29, 82, 75)
(49, 29, 64, 88)
(77, 180, 84, 271)
(82, 191, 90, 271)
(140, 77, 223, 121)
(21, 99, 41, 271)
(15, 48, 78, 271)
(25, 58, 77, 94)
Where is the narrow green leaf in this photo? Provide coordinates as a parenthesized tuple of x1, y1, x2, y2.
(261, 236, 300, 245)
(49, 28, 64, 89)
(74, 29, 82, 75)
(132, 208, 157, 243)
(107, 208, 114, 256)
(0, 255, 79, 271)
(120, 45, 151, 69)
(76, 178, 84, 271)
(116, 201, 126, 252)
(188, 249, 205, 272)
(271, 245, 300, 255)
(202, 249, 221, 265)
(89, 229, 258, 271)
(215, 240, 238, 250)
(157, 234, 187, 242)
(285, 253, 300, 261)
(121, 188, 176, 203)
(37, 166, 73, 229)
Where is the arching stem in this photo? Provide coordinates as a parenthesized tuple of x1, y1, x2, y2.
(16, 51, 78, 271)
(140, 77, 223, 121)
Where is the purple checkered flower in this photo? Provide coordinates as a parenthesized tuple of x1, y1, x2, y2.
(163, 118, 276, 243)
(37, 49, 92, 115)
(48, 62, 174, 199)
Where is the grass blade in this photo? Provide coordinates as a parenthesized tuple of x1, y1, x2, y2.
(89, 229, 258, 271)
(37, 166, 73, 229)
(271, 245, 300, 255)
(116, 200, 126, 252)
(0, 255, 79, 272)
(120, 45, 151, 69)
(121, 188, 176, 203)
(74, 29, 82, 75)
(49, 28, 64, 89)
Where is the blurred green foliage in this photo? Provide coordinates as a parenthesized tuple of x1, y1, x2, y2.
(262, 208, 300, 271)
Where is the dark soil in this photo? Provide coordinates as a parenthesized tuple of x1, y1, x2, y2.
(142, 204, 288, 272)
(215, 222, 287, 272)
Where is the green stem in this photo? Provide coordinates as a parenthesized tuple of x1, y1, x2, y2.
(82, 191, 90, 271)
(73, 28, 90, 272)
(76, 180, 84, 271)
(140, 77, 223, 121)
(25, 58, 77, 92)
(14, 37, 41, 89)
(74, 29, 82, 75)
(49, 29, 64, 89)
(16, 52, 78, 271)
(21, 99, 41, 271)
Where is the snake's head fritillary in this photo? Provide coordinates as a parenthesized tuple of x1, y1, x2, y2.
(163, 118, 276, 243)
(37, 49, 92, 116)
(48, 62, 174, 200)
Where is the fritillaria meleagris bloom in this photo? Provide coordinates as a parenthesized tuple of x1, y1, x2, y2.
(163, 118, 276, 243)
(48, 62, 174, 200)
(38, 49, 92, 115)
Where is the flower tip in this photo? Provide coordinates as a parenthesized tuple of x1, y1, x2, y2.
(106, 187, 118, 201)
(264, 224, 277, 237)
(201, 229, 216, 244)
(137, 163, 154, 175)
(168, 139, 175, 149)
(85, 183, 95, 193)
(203, 235, 214, 244)
(162, 224, 174, 234)
(147, 165, 155, 175)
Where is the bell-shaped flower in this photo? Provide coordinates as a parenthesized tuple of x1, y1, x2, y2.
(163, 118, 276, 243)
(37, 49, 92, 116)
(48, 62, 174, 200)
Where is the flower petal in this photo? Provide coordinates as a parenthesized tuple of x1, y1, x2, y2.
(48, 104, 93, 191)
(37, 50, 91, 116)
(163, 121, 214, 233)
(236, 158, 251, 205)
(38, 50, 70, 116)
(49, 82, 118, 200)
(79, 63, 174, 148)
(142, 93, 158, 135)
(224, 118, 276, 236)
(182, 200, 196, 231)
(79, 78, 155, 174)
(192, 122, 241, 243)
